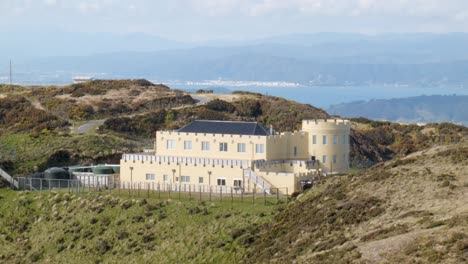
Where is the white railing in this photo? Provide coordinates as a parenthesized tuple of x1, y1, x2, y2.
(72, 173, 113, 187)
(243, 168, 272, 194)
(254, 159, 320, 169)
(122, 154, 250, 168)
(0, 167, 18, 189)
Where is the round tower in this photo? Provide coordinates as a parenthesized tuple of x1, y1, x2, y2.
(301, 119, 351, 174)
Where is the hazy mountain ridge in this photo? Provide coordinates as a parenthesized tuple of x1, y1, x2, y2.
(5, 33, 468, 86)
(328, 95, 468, 125)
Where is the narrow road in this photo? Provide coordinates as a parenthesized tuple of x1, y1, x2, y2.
(73, 119, 106, 134)
(190, 94, 211, 105)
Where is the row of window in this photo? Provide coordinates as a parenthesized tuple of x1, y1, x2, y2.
(145, 173, 242, 186)
(167, 140, 265, 153)
(321, 154, 348, 164)
(312, 135, 347, 145)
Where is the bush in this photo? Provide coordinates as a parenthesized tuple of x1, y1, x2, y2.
(205, 99, 235, 113)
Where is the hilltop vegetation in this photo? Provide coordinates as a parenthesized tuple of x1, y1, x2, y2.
(349, 119, 468, 168)
(100, 94, 329, 137)
(0, 80, 195, 176)
(248, 141, 468, 263)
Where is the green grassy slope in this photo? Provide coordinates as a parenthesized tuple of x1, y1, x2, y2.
(0, 190, 279, 263)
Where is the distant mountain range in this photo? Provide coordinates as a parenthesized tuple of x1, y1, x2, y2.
(327, 95, 468, 125)
(4, 32, 468, 86)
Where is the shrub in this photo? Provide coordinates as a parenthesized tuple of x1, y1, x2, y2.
(205, 99, 235, 113)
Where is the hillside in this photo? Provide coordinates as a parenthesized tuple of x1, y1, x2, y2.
(0, 80, 195, 176)
(247, 140, 468, 263)
(2, 80, 467, 175)
(1, 79, 468, 263)
(0, 190, 278, 263)
(1, 138, 466, 263)
(328, 95, 468, 126)
(348, 118, 468, 168)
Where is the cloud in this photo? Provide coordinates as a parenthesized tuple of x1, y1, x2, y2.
(1, 0, 468, 39)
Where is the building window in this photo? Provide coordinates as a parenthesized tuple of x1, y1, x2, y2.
(167, 140, 175, 150)
(217, 178, 226, 186)
(199, 177, 204, 184)
(255, 144, 264, 153)
(312, 135, 317, 144)
(322, 155, 328, 164)
(333, 155, 337, 164)
(234, 179, 242, 188)
(323, 135, 328, 145)
(201, 141, 210, 151)
(333, 135, 338, 145)
(293, 146, 297, 156)
(342, 135, 346, 144)
(181, 176, 190, 183)
(219, 142, 228, 152)
(237, 143, 246, 152)
(163, 175, 168, 182)
(184, 140, 192, 150)
(146, 173, 156, 181)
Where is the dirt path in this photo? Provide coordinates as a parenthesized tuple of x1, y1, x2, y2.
(72, 120, 106, 134)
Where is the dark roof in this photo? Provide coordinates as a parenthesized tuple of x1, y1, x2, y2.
(177, 120, 271, 136)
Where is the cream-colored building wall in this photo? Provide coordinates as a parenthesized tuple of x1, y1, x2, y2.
(265, 132, 309, 161)
(257, 171, 296, 194)
(120, 158, 263, 192)
(156, 131, 267, 161)
(301, 119, 351, 173)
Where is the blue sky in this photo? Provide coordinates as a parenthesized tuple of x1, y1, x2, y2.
(2, 0, 468, 41)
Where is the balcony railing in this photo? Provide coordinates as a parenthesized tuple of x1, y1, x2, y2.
(122, 154, 250, 168)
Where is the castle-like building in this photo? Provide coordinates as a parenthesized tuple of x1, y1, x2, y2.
(120, 119, 350, 194)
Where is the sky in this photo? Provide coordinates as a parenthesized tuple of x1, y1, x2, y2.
(1, 0, 468, 41)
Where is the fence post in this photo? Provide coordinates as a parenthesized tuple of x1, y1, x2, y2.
(276, 188, 279, 204)
(147, 183, 150, 198)
(286, 188, 289, 203)
(48, 179, 51, 191)
(220, 186, 222, 202)
(231, 187, 233, 206)
(241, 189, 243, 203)
(178, 184, 181, 200)
(168, 184, 171, 198)
(253, 188, 255, 204)
(158, 183, 161, 199)
(40, 179, 43, 192)
(199, 185, 202, 201)
(264, 189, 267, 205)
(68, 180, 70, 193)
(189, 185, 191, 200)
(209, 186, 212, 201)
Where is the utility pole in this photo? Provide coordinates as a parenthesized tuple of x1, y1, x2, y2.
(9, 60, 12, 86)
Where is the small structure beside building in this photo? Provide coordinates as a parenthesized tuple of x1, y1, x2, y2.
(18, 164, 120, 190)
(120, 119, 350, 194)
